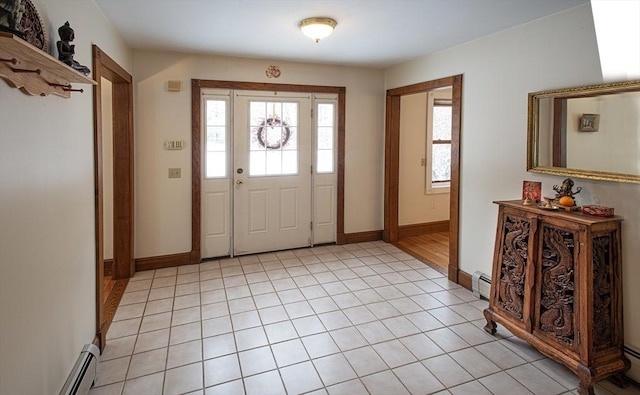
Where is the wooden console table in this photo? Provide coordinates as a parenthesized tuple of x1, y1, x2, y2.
(483, 200, 629, 395)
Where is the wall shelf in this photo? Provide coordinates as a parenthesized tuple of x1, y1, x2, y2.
(0, 32, 96, 98)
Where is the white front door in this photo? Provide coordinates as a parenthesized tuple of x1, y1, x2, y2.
(233, 93, 312, 255)
(201, 90, 319, 258)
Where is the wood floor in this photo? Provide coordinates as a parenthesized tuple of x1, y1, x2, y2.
(103, 276, 116, 304)
(396, 231, 449, 271)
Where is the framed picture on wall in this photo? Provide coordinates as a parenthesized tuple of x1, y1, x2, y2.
(579, 114, 600, 132)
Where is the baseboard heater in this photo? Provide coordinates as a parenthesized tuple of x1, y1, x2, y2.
(59, 344, 100, 395)
(472, 271, 491, 299)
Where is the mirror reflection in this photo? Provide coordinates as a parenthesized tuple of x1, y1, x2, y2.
(528, 80, 640, 183)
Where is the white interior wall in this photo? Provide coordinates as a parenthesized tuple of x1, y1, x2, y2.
(385, 3, 640, 380)
(132, 51, 385, 258)
(398, 92, 449, 225)
(0, 1, 131, 393)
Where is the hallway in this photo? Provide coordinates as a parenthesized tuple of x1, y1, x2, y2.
(89, 242, 635, 395)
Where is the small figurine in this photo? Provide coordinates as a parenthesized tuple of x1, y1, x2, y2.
(553, 178, 582, 199)
(56, 21, 90, 76)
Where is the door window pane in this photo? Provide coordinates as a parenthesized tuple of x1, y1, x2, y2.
(249, 101, 299, 176)
(205, 99, 227, 178)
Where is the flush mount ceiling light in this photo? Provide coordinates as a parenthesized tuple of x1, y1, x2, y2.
(298, 17, 337, 43)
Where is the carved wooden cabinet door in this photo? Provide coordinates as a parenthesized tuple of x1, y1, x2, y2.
(533, 219, 581, 356)
(490, 206, 537, 332)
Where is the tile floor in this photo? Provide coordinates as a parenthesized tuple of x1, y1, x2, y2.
(89, 241, 639, 395)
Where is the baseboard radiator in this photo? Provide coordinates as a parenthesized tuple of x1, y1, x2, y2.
(472, 271, 491, 299)
(59, 344, 100, 395)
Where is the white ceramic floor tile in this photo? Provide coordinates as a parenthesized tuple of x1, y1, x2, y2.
(100, 335, 136, 361)
(394, 361, 445, 395)
(361, 370, 410, 395)
(204, 378, 245, 395)
(163, 362, 203, 395)
(127, 348, 167, 380)
(329, 326, 369, 351)
(204, 354, 241, 387)
(89, 381, 124, 395)
(202, 316, 233, 338)
(479, 371, 534, 395)
(122, 372, 163, 395)
(169, 322, 201, 345)
(243, 369, 286, 395)
(134, 328, 170, 354)
(506, 364, 566, 394)
(271, 338, 309, 367)
(312, 353, 357, 386)
(302, 332, 341, 359)
(238, 346, 277, 376)
(372, 339, 417, 368)
(102, 242, 639, 395)
(326, 379, 368, 395)
(422, 354, 474, 388)
(203, 332, 236, 360)
(280, 361, 324, 394)
(234, 327, 268, 351)
(449, 347, 501, 378)
(94, 356, 130, 387)
(166, 339, 202, 369)
(342, 346, 388, 376)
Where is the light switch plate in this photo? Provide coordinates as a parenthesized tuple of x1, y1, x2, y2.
(168, 168, 181, 178)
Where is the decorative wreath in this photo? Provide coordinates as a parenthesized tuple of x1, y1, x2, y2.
(256, 117, 291, 149)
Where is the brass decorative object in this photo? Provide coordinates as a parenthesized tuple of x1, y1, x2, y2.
(265, 65, 280, 78)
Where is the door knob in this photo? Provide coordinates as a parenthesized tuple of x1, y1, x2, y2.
(236, 179, 244, 185)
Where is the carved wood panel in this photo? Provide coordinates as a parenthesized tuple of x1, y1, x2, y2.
(593, 235, 614, 350)
(497, 215, 530, 321)
(538, 225, 575, 346)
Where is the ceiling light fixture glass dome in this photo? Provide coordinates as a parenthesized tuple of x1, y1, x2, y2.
(298, 17, 337, 43)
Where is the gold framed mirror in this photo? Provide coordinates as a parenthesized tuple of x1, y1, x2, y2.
(527, 80, 640, 184)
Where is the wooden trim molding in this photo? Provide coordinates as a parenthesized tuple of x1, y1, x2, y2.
(104, 259, 113, 277)
(135, 252, 193, 272)
(343, 230, 383, 244)
(398, 221, 449, 239)
(384, 75, 463, 285)
(92, 45, 134, 352)
(457, 269, 473, 292)
(191, 79, 347, 259)
(94, 279, 128, 350)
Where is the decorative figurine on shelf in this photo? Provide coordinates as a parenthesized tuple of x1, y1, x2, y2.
(0, 0, 25, 37)
(553, 178, 582, 206)
(56, 21, 90, 76)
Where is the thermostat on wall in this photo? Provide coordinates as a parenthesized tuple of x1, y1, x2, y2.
(164, 140, 184, 150)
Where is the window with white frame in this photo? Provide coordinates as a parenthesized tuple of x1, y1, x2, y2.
(425, 90, 452, 194)
(316, 101, 336, 173)
(204, 98, 229, 178)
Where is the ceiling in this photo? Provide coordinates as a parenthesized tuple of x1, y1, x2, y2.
(94, 0, 589, 69)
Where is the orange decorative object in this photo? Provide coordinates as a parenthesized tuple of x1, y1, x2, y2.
(558, 196, 574, 206)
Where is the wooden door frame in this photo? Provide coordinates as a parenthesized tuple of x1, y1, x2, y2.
(191, 79, 346, 262)
(383, 75, 462, 283)
(92, 45, 134, 350)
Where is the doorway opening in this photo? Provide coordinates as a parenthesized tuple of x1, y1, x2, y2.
(384, 75, 462, 283)
(92, 46, 134, 350)
(192, 80, 346, 263)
